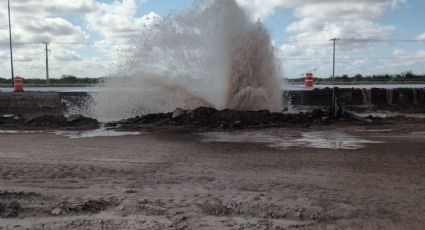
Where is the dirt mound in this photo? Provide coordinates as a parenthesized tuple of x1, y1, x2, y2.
(108, 107, 330, 131)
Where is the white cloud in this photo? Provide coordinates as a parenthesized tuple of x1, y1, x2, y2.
(1, 0, 158, 79)
(53, 48, 82, 62)
(236, 0, 406, 19)
(235, 0, 403, 43)
(83, 0, 162, 71)
(417, 32, 425, 41)
(18, 17, 87, 43)
(0, 0, 421, 79)
(383, 48, 425, 73)
(0, 0, 98, 78)
(85, 0, 160, 40)
(234, 0, 412, 77)
(51, 57, 110, 78)
(393, 48, 425, 59)
(9, 0, 98, 15)
(0, 0, 92, 44)
(236, 0, 401, 41)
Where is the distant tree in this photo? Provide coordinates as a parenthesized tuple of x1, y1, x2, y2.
(403, 71, 414, 79)
(354, 74, 363, 80)
(60, 75, 78, 83)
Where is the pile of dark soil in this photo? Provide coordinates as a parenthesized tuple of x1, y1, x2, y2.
(2, 107, 398, 132)
(107, 107, 331, 131)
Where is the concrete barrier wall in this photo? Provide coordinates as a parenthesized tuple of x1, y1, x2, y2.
(0, 88, 424, 117)
(0, 92, 89, 118)
(286, 88, 425, 107)
(0, 92, 62, 118)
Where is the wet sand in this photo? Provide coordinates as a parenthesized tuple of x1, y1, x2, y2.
(1, 124, 424, 229)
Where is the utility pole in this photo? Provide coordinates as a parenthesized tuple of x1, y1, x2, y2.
(330, 38, 339, 81)
(329, 38, 339, 118)
(7, 0, 14, 87)
(43, 42, 50, 84)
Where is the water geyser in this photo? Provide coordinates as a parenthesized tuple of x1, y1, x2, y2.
(86, 0, 283, 121)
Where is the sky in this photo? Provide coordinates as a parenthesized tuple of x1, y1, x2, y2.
(0, 0, 424, 80)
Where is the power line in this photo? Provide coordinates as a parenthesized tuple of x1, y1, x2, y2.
(277, 40, 327, 44)
(1, 38, 423, 49)
(0, 41, 124, 47)
(279, 57, 425, 61)
(0, 59, 32, 63)
(2, 38, 424, 47)
(339, 38, 425, 43)
(339, 60, 382, 75)
(277, 38, 425, 44)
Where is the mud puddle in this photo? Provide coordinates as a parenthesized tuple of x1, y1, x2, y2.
(358, 112, 425, 119)
(54, 127, 142, 139)
(200, 130, 382, 150)
(0, 130, 40, 134)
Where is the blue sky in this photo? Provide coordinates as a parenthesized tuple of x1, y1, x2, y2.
(0, 0, 424, 79)
(138, 0, 425, 42)
(138, 0, 193, 15)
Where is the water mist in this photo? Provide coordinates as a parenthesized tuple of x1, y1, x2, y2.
(84, 0, 283, 121)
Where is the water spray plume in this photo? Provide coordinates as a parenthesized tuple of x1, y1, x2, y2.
(226, 22, 282, 112)
(85, 0, 283, 121)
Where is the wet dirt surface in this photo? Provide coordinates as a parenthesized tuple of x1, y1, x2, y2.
(0, 122, 425, 229)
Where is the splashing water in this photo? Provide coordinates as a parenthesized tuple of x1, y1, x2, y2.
(226, 22, 282, 111)
(85, 0, 283, 121)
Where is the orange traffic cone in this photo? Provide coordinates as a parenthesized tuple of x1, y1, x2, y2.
(14, 76, 24, 92)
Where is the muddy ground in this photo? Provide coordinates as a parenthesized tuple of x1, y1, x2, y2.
(0, 119, 424, 230)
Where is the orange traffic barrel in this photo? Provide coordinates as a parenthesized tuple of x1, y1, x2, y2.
(14, 76, 24, 92)
(305, 73, 314, 88)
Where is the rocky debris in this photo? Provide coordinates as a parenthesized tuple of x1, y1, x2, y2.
(50, 208, 63, 216)
(0, 201, 21, 218)
(137, 199, 167, 216)
(25, 115, 67, 127)
(108, 113, 172, 128)
(199, 199, 340, 222)
(24, 114, 98, 130)
(311, 108, 325, 118)
(57, 198, 117, 214)
(108, 107, 331, 131)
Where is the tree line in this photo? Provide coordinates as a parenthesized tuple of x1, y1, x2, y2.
(288, 72, 425, 84)
(1, 72, 424, 86)
(0, 75, 102, 86)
